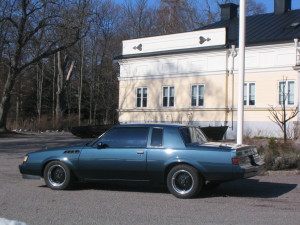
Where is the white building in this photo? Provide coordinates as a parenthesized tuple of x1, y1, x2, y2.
(115, 0, 300, 139)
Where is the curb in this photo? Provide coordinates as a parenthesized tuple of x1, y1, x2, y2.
(263, 170, 300, 176)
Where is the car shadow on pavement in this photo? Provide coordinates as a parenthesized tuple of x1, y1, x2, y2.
(200, 178, 298, 199)
(40, 182, 170, 194)
(38, 177, 297, 198)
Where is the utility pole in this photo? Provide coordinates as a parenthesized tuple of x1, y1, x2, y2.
(237, 0, 246, 145)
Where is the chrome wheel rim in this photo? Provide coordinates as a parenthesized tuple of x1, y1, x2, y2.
(47, 165, 66, 187)
(171, 170, 194, 195)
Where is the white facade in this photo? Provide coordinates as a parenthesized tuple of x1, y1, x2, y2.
(117, 28, 299, 139)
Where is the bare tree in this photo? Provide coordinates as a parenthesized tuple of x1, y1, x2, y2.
(197, 0, 219, 26)
(192, 0, 267, 26)
(87, 0, 121, 125)
(120, 0, 156, 39)
(268, 77, 299, 142)
(0, 0, 90, 132)
(0, 0, 269, 132)
(156, 0, 198, 34)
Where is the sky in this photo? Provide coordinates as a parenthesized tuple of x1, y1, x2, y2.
(114, 0, 300, 13)
(257, 0, 299, 13)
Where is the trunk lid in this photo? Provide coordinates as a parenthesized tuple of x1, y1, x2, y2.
(201, 142, 263, 167)
(234, 145, 263, 168)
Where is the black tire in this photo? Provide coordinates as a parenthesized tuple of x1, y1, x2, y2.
(167, 164, 203, 199)
(43, 161, 73, 190)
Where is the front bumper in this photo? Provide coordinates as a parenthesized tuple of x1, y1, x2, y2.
(19, 164, 41, 179)
(21, 174, 41, 179)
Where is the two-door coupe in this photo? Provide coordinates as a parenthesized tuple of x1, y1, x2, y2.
(19, 124, 264, 198)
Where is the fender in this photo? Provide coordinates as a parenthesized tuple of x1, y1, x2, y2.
(161, 157, 209, 183)
(41, 154, 80, 178)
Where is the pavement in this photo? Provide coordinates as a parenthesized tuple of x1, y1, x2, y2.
(0, 132, 300, 225)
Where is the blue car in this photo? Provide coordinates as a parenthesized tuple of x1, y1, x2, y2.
(19, 124, 264, 198)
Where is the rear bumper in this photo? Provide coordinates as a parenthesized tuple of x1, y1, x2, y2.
(242, 165, 265, 179)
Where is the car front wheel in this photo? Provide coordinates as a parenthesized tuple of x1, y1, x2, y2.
(167, 165, 203, 199)
(43, 161, 73, 190)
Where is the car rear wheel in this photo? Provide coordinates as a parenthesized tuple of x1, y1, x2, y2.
(43, 161, 73, 190)
(167, 165, 203, 199)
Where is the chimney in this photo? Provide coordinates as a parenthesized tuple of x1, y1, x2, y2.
(274, 0, 291, 15)
(220, 3, 239, 21)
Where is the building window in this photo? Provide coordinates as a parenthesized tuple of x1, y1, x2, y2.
(279, 81, 294, 105)
(163, 86, 174, 107)
(191, 84, 204, 106)
(244, 83, 255, 106)
(136, 87, 147, 108)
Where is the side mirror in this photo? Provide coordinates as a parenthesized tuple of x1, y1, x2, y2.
(97, 142, 107, 149)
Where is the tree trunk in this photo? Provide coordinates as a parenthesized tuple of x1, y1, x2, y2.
(15, 80, 21, 130)
(55, 51, 74, 128)
(37, 64, 44, 130)
(89, 53, 94, 125)
(52, 54, 56, 129)
(56, 51, 64, 125)
(0, 69, 18, 132)
(283, 99, 287, 143)
(78, 39, 84, 126)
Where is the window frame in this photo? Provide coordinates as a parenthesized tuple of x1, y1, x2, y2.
(243, 82, 256, 106)
(191, 84, 205, 107)
(278, 80, 295, 106)
(136, 87, 148, 108)
(162, 86, 175, 107)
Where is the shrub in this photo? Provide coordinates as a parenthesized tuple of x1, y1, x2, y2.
(261, 140, 300, 170)
(244, 137, 300, 171)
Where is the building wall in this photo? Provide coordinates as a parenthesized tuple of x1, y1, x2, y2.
(118, 37, 299, 138)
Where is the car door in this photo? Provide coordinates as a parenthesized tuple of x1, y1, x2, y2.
(78, 127, 149, 181)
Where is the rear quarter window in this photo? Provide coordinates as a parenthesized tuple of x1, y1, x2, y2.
(151, 128, 163, 147)
(179, 127, 207, 146)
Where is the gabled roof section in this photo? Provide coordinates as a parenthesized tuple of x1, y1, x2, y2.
(197, 9, 300, 46)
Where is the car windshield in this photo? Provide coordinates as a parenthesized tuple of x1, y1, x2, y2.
(179, 127, 207, 146)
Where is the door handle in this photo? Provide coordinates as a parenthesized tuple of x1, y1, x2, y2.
(136, 151, 144, 154)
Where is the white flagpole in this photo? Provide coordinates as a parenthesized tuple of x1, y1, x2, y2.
(237, 0, 246, 145)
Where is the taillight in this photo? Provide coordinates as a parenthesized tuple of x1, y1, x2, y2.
(232, 158, 239, 165)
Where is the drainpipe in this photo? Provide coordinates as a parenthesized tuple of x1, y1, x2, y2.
(225, 50, 229, 130)
(294, 38, 300, 123)
(230, 45, 237, 131)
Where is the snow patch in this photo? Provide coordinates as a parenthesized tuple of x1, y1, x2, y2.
(0, 218, 27, 225)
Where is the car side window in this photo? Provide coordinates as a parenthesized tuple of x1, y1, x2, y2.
(151, 128, 163, 147)
(179, 127, 207, 146)
(99, 127, 149, 148)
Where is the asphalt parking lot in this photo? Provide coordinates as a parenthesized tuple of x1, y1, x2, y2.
(0, 132, 300, 225)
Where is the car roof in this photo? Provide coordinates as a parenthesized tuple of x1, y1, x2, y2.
(114, 123, 194, 128)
